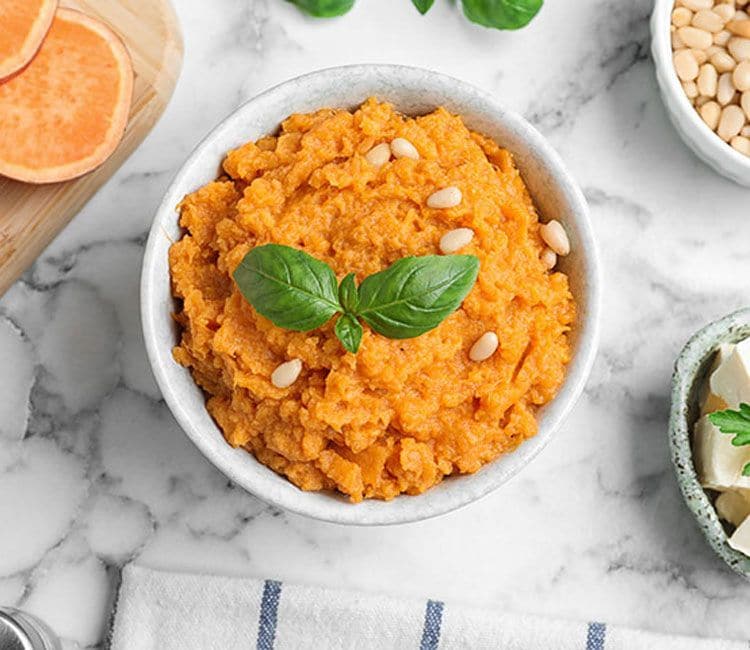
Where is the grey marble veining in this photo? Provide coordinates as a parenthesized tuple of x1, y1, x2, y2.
(1, 0, 750, 647)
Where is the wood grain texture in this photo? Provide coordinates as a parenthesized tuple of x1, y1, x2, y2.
(0, 0, 183, 295)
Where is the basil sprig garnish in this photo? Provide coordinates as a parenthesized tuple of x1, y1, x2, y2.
(233, 244, 479, 353)
(289, 0, 543, 30)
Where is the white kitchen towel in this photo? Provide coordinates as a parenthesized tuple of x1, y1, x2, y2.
(110, 564, 746, 650)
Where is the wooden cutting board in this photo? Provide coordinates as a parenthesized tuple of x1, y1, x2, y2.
(0, 0, 183, 295)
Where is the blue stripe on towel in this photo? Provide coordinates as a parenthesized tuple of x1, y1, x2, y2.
(586, 621, 607, 650)
(420, 599, 444, 650)
(257, 579, 282, 650)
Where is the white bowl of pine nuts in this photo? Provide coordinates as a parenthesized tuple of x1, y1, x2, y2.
(652, 0, 750, 185)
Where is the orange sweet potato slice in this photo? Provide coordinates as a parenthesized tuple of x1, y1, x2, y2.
(0, 8, 133, 184)
(0, 0, 58, 81)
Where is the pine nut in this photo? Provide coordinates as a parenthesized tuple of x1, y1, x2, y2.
(728, 19, 750, 37)
(674, 49, 700, 80)
(540, 220, 570, 256)
(742, 90, 750, 118)
(715, 29, 732, 45)
(365, 143, 391, 167)
(733, 60, 750, 90)
(700, 100, 722, 129)
(711, 49, 737, 72)
(714, 4, 737, 22)
(683, 80, 699, 98)
(718, 71, 737, 103)
(693, 9, 724, 32)
(439, 227, 474, 254)
(673, 7, 693, 26)
(742, 124, 750, 136)
(427, 186, 462, 209)
(731, 135, 750, 154)
(391, 137, 419, 160)
(698, 63, 719, 95)
(728, 36, 750, 60)
(696, 94, 712, 107)
(673, 31, 686, 48)
(718, 104, 745, 140)
(469, 332, 499, 362)
(680, 0, 713, 10)
(693, 48, 710, 64)
(678, 25, 713, 49)
(271, 359, 302, 388)
(540, 248, 557, 270)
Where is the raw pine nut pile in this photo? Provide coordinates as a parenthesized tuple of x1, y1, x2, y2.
(671, 0, 750, 156)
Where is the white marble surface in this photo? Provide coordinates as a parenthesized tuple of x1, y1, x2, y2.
(1, 0, 749, 647)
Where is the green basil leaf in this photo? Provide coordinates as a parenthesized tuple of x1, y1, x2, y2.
(744, 462, 750, 477)
(335, 313, 363, 353)
(287, 0, 355, 17)
(709, 404, 750, 447)
(338, 273, 360, 314)
(357, 255, 479, 339)
(233, 244, 341, 331)
(411, 0, 435, 14)
(461, 0, 543, 30)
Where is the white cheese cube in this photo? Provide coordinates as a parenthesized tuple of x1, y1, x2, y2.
(693, 415, 750, 490)
(728, 515, 750, 557)
(715, 490, 750, 526)
(710, 338, 750, 410)
(700, 344, 734, 416)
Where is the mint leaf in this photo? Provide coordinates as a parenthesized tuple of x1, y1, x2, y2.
(461, 0, 543, 30)
(233, 244, 340, 331)
(709, 404, 750, 447)
(287, 0, 355, 17)
(335, 313, 363, 353)
(338, 273, 359, 314)
(357, 255, 479, 339)
(411, 0, 435, 14)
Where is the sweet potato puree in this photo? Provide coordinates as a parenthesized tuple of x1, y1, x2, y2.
(169, 98, 575, 502)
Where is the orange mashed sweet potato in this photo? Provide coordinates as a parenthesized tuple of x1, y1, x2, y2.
(169, 98, 575, 502)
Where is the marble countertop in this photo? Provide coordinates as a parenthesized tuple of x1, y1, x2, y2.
(2, 0, 750, 647)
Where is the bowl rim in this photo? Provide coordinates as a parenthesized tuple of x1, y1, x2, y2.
(669, 307, 750, 579)
(140, 64, 602, 525)
(650, 0, 750, 175)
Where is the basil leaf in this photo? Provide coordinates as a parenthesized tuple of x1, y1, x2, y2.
(233, 244, 340, 331)
(335, 313, 363, 353)
(357, 255, 479, 339)
(287, 0, 355, 17)
(709, 403, 750, 447)
(411, 0, 435, 14)
(338, 273, 360, 314)
(461, 0, 543, 30)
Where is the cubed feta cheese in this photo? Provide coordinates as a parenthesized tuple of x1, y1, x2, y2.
(728, 515, 750, 557)
(700, 344, 734, 416)
(693, 415, 750, 490)
(715, 490, 750, 526)
(710, 338, 750, 410)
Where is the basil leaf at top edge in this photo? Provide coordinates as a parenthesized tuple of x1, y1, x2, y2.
(338, 273, 360, 314)
(334, 313, 363, 353)
(461, 0, 543, 30)
(411, 0, 435, 15)
(286, 0, 355, 18)
(357, 255, 480, 339)
(233, 244, 341, 331)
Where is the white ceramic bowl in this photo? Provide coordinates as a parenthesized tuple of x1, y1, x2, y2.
(141, 65, 601, 525)
(651, 0, 750, 186)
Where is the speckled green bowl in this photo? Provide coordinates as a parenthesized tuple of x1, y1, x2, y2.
(670, 308, 750, 579)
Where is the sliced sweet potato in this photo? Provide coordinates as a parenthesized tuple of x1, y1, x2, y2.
(0, 8, 133, 184)
(0, 0, 58, 81)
